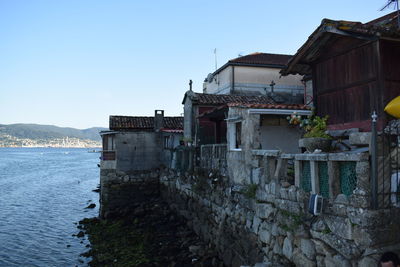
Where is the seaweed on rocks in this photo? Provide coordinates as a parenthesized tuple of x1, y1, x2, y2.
(78, 199, 223, 267)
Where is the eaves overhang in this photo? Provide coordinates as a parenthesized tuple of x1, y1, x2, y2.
(248, 109, 312, 116)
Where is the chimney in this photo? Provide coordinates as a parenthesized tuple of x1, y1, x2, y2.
(154, 110, 164, 132)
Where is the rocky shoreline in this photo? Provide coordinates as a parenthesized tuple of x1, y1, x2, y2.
(77, 197, 223, 267)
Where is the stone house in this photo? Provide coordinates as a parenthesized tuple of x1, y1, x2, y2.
(281, 11, 400, 131)
(99, 12, 400, 267)
(203, 52, 306, 104)
(182, 90, 291, 146)
(100, 110, 183, 172)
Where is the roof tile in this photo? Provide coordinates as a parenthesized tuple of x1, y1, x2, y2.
(109, 116, 183, 131)
(192, 93, 275, 105)
(229, 52, 293, 66)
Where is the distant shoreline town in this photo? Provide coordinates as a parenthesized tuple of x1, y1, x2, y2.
(0, 134, 101, 148)
(0, 123, 105, 148)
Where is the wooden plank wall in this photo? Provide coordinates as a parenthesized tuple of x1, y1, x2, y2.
(313, 39, 380, 128)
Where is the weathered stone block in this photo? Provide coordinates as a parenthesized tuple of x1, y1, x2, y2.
(334, 194, 349, 205)
(349, 132, 371, 146)
(358, 256, 378, 267)
(282, 237, 293, 260)
(349, 194, 370, 209)
(310, 230, 361, 259)
(328, 152, 369, 161)
(288, 186, 297, 201)
(252, 216, 262, 234)
(259, 229, 271, 244)
(280, 187, 289, 200)
(270, 182, 280, 195)
(300, 238, 316, 260)
(292, 249, 316, 267)
(332, 203, 348, 217)
(325, 254, 351, 267)
(324, 215, 353, 240)
(255, 203, 276, 219)
(273, 241, 282, 255)
(252, 168, 263, 184)
(297, 190, 307, 203)
(355, 161, 370, 191)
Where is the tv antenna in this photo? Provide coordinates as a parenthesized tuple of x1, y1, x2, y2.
(380, 0, 400, 27)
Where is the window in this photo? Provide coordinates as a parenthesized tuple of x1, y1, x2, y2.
(235, 122, 242, 149)
(229, 121, 242, 151)
(164, 136, 170, 149)
(102, 135, 114, 151)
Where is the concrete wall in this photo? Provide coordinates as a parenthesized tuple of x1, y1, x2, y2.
(203, 66, 304, 99)
(227, 107, 261, 184)
(114, 131, 161, 172)
(260, 115, 302, 153)
(161, 132, 182, 168)
(203, 66, 233, 94)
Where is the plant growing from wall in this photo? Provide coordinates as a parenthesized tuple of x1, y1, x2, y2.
(240, 184, 258, 199)
(278, 209, 305, 232)
(192, 175, 209, 194)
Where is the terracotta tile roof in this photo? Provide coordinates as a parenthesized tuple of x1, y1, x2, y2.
(366, 11, 399, 27)
(109, 116, 183, 131)
(191, 93, 275, 105)
(281, 12, 400, 76)
(229, 52, 293, 66)
(198, 103, 311, 119)
(227, 103, 311, 110)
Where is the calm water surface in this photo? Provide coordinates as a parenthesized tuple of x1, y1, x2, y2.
(0, 148, 100, 267)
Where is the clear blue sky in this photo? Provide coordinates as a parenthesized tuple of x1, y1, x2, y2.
(0, 0, 394, 129)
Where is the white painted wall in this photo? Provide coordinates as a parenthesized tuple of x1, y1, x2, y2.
(203, 65, 303, 96)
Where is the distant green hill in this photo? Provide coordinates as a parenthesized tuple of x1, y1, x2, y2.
(0, 124, 107, 141)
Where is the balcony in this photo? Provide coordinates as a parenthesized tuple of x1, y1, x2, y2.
(102, 150, 116, 161)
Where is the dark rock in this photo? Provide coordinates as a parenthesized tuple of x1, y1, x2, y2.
(85, 203, 96, 209)
(77, 231, 85, 238)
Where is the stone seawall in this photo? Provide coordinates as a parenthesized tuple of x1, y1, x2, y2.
(99, 169, 160, 219)
(160, 170, 400, 267)
(100, 167, 400, 266)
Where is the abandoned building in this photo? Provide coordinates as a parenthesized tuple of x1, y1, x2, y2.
(100, 110, 183, 172)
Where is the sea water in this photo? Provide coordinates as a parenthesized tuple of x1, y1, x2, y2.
(0, 147, 100, 267)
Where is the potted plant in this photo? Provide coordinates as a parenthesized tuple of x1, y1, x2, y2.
(287, 112, 332, 152)
(180, 136, 193, 146)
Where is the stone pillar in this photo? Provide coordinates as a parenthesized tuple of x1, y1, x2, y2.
(294, 160, 302, 188)
(310, 161, 319, 194)
(328, 161, 340, 198)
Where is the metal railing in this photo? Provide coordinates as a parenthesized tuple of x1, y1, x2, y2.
(375, 119, 400, 208)
(200, 144, 227, 170)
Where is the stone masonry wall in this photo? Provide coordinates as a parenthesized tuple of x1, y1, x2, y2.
(100, 162, 400, 266)
(100, 169, 160, 219)
(159, 166, 400, 267)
